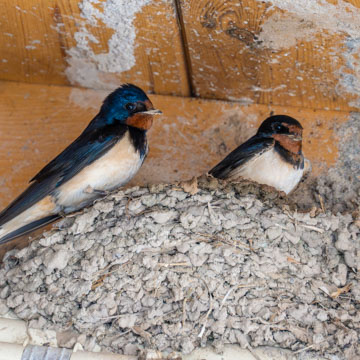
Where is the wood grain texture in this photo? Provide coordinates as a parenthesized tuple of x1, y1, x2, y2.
(0, 0, 190, 96)
(179, 0, 360, 111)
(0, 80, 350, 211)
(1, 0, 360, 112)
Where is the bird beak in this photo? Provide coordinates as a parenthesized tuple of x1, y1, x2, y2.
(288, 134, 302, 141)
(140, 109, 162, 115)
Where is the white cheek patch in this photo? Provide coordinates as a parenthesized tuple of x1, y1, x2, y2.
(228, 148, 304, 194)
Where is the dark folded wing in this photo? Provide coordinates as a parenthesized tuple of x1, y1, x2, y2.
(209, 136, 274, 179)
(0, 126, 127, 226)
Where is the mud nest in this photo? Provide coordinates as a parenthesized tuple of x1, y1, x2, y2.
(0, 176, 359, 358)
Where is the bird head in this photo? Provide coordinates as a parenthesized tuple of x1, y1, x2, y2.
(99, 84, 162, 131)
(257, 115, 303, 154)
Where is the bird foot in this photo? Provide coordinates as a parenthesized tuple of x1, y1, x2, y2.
(58, 211, 67, 218)
(83, 186, 109, 197)
(93, 189, 110, 196)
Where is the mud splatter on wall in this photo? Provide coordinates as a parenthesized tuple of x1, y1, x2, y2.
(259, 0, 360, 42)
(65, 0, 151, 88)
(179, 0, 360, 111)
(338, 38, 360, 108)
(258, 0, 360, 109)
(0, 0, 360, 108)
(0, 0, 189, 95)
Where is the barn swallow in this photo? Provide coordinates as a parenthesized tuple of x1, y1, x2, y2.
(209, 115, 310, 194)
(0, 84, 161, 244)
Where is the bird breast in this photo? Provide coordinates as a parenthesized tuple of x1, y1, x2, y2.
(55, 131, 145, 211)
(227, 148, 304, 194)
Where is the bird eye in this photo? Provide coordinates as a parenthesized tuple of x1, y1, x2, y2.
(125, 103, 136, 111)
(275, 124, 284, 132)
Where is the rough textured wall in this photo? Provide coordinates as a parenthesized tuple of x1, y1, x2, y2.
(290, 112, 360, 213)
(180, 0, 360, 110)
(0, 0, 189, 95)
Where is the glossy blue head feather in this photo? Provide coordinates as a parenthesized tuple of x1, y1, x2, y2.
(100, 84, 151, 124)
(257, 115, 303, 137)
(84, 84, 159, 132)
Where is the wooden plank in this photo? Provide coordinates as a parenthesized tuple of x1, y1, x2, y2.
(179, 0, 360, 111)
(0, 80, 350, 213)
(0, 0, 190, 96)
(0, 79, 351, 258)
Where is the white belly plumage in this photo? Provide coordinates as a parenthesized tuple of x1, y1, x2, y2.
(56, 132, 145, 210)
(227, 148, 304, 194)
(0, 132, 144, 239)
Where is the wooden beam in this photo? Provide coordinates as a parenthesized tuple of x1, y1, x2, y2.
(0, 80, 349, 212)
(179, 0, 360, 111)
(1, 1, 360, 112)
(0, 0, 190, 96)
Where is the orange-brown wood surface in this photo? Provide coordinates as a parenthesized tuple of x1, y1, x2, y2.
(179, 0, 360, 111)
(0, 0, 190, 96)
(1, 1, 360, 111)
(0, 80, 350, 211)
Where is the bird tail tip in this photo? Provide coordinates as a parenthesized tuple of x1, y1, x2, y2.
(0, 215, 60, 245)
